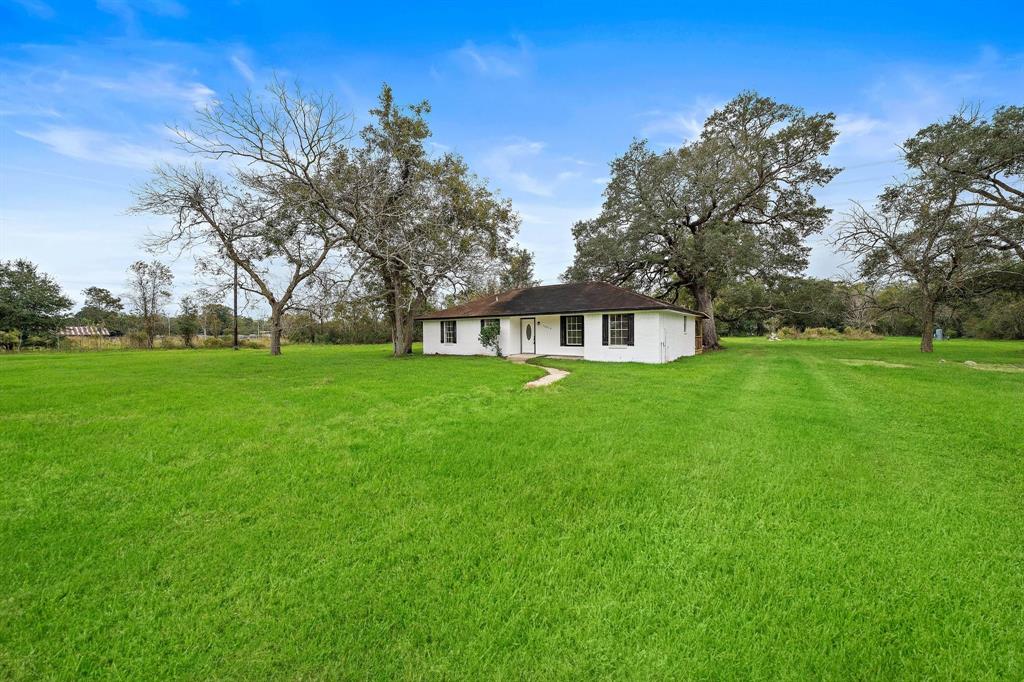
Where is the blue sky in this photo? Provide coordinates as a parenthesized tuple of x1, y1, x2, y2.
(2, 1, 1023, 308)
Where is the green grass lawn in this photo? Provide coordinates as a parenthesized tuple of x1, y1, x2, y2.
(2, 338, 1023, 679)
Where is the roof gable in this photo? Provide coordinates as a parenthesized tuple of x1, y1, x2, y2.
(416, 282, 705, 320)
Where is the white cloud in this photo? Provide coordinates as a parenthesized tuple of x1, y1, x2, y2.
(482, 140, 552, 196)
(512, 201, 602, 283)
(85, 69, 215, 109)
(835, 113, 884, 138)
(11, 0, 55, 19)
(451, 36, 531, 78)
(641, 97, 723, 144)
(0, 55, 217, 115)
(506, 172, 552, 197)
(17, 126, 187, 168)
(229, 53, 255, 83)
(97, 0, 188, 22)
(481, 140, 594, 198)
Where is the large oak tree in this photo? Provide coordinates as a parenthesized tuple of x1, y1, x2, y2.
(903, 105, 1024, 261)
(564, 92, 839, 349)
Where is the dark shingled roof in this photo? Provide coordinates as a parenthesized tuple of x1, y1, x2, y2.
(416, 282, 706, 320)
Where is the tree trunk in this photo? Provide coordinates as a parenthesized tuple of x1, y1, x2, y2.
(391, 305, 415, 356)
(269, 306, 283, 356)
(920, 302, 935, 353)
(690, 283, 721, 350)
(383, 268, 416, 357)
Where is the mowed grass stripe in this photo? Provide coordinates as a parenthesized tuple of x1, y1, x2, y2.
(1, 340, 1023, 678)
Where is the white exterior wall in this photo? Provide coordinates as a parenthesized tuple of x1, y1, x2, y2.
(535, 315, 585, 356)
(661, 310, 697, 361)
(423, 310, 698, 363)
(422, 318, 505, 357)
(579, 310, 656, 363)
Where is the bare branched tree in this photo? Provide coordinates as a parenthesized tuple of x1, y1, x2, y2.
(132, 82, 357, 355)
(832, 178, 993, 352)
(135, 80, 518, 357)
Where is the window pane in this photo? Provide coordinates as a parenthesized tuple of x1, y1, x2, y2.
(443, 320, 457, 343)
(609, 314, 629, 345)
(564, 315, 583, 346)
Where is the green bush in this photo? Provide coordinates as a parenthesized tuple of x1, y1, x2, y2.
(478, 321, 502, 356)
(1, 329, 21, 351)
(24, 334, 54, 348)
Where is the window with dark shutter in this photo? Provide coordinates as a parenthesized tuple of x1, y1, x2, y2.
(602, 314, 609, 345)
(441, 320, 457, 344)
(561, 315, 583, 346)
(607, 313, 633, 346)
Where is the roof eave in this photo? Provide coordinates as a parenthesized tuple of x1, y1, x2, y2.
(415, 306, 706, 321)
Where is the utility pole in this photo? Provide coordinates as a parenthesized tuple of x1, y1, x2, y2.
(232, 261, 239, 350)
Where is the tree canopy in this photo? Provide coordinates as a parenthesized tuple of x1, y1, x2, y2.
(0, 260, 73, 344)
(135, 80, 520, 356)
(564, 92, 839, 349)
(833, 177, 996, 351)
(903, 105, 1024, 261)
(343, 85, 520, 354)
(76, 287, 124, 329)
(126, 260, 174, 348)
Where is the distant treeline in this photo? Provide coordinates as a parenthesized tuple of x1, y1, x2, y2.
(714, 273, 1024, 340)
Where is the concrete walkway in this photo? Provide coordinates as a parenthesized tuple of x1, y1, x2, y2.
(507, 354, 571, 388)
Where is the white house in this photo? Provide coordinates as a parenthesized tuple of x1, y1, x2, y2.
(418, 282, 706, 363)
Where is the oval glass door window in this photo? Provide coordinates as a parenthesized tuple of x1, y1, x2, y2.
(526, 324, 532, 340)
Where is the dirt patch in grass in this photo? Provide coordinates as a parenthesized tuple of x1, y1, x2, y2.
(838, 358, 912, 369)
(963, 361, 1024, 374)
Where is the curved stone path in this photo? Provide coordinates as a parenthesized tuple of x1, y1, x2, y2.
(507, 354, 571, 388)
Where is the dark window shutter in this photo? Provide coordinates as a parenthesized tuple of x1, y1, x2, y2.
(602, 314, 608, 345)
(560, 316, 567, 346)
(626, 313, 635, 346)
(440, 321, 444, 342)
(579, 316, 585, 346)
(481, 319, 485, 331)
(452, 321, 457, 344)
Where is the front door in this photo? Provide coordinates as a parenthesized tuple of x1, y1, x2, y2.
(520, 318, 536, 354)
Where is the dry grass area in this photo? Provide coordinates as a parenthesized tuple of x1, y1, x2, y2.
(838, 358, 912, 368)
(962, 361, 1024, 373)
